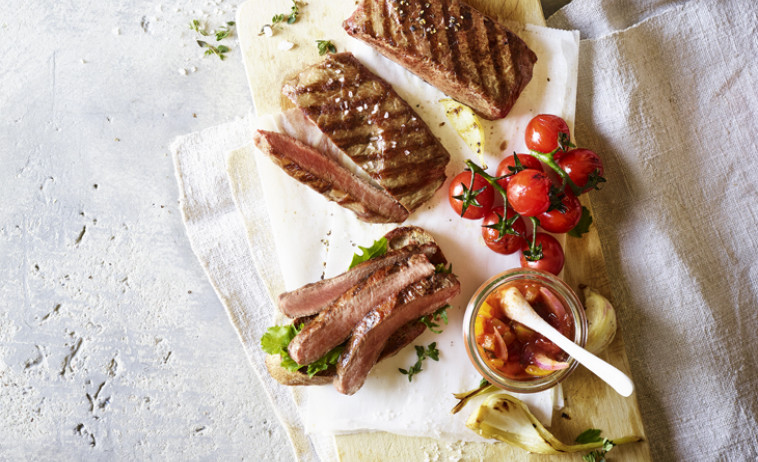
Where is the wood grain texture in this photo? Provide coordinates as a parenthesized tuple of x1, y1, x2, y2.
(238, 0, 650, 460)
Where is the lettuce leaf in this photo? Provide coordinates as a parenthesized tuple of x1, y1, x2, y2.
(348, 237, 388, 269)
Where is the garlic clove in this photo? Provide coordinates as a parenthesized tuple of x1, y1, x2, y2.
(581, 285, 618, 354)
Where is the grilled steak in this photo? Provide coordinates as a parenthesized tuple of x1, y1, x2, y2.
(253, 129, 408, 223)
(282, 52, 450, 214)
(343, 0, 538, 120)
(288, 253, 435, 366)
(334, 273, 461, 395)
(278, 242, 441, 318)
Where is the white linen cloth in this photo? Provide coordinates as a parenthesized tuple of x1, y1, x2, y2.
(546, 0, 758, 459)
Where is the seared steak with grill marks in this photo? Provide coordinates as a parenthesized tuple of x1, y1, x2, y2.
(253, 129, 408, 223)
(288, 253, 435, 366)
(282, 52, 450, 214)
(335, 273, 461, 395)
(343, 0, 537, 120)
(278, 242, 441, 318)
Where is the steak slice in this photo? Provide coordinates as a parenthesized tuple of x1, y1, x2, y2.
(288, 253, 435, 365)
(253, 129, 408, 223)
(282, 52, 450, 214)
(343, 0, 538, 120)
(334, 273, 461, 395)
(278, 242, 441, 318)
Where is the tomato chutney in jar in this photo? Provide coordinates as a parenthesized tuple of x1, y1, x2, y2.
(463, 268, 587, 393)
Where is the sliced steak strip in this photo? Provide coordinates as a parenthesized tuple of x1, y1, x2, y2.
(282, 52, 450, 214)
(288, 254, 435, 366)
(253, 129, 408, 223)
(343, 0, 538, 120)
(278, 242, 441, 318)
(334, 273, 461, 395)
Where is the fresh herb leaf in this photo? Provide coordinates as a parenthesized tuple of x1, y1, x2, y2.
(575, 428, 603, 444)
(262, 1, 300, 34)
(479, 378, 490, 388)
(420, 305, 450, 334)
(316, 39, 337, 55)
(426, 342, 440, 361)
(190, 19, 209, 36)
(434, 262, 453, 274)
(348, 237, 388, 269)
(576, 429, 617, 462)
(214, 23, 235, 41)
(582, 439, 616, 462)
(568, 206, 593, 238)
(197, 40, 230, 60)
(399, 343, 440, 382)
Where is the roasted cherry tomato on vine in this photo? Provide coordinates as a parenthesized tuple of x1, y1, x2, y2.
(537, 190, 582, 234)
(481, 206, 527, 255)
(448, 171, 495, 219)
(556, 148, 605, 193)
(525, 114, 571, 154)
(506, 169, 552, 217)
(495, 153, 544, 190)
(520, 233, 565, 275)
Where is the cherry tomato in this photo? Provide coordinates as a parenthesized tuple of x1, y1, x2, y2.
(525, 114, 571, 154)
(495, 153, 544, 190)
(448, 171, 495, 219)
(537, 190, 582, 234)
(506, 169, 552, 217)
(520, 233, 565, 275)
(481, 206, 527, 255)
(556, 148, 605, 193)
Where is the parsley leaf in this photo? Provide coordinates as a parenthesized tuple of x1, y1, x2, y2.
(568, 206, 593, 238)
(419, 305, 450, 334)
(575, 428, 603, 444)
(348, 237, 388, 269)
(576, 429, 617, 462)
(316, 39, 337, 55)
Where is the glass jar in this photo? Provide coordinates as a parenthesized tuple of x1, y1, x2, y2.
(462, 268, 587, 393)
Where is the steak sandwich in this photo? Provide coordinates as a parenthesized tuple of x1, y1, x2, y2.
(253, 52, 451, 224)
(264, 226, 461, 394)
(344, 0, 538, 120)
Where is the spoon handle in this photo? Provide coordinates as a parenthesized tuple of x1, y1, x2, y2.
(523, 315, 635, 397)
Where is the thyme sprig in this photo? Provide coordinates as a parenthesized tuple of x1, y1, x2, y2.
(316, 39, 337, 55)
(260, 0, 301, 35)
(399, 343, 440, 382)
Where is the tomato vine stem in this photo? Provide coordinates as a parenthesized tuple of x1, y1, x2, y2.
(528, 148, 582, 195)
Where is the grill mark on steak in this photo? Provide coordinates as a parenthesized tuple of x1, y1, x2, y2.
(334, 273, 461, 395)
(344, 0, 537, 120)
(282, 52, 449, 215)
(278, 242, 442, 318)
(287, 254, 435, 366)
(253, 129, 408, 223)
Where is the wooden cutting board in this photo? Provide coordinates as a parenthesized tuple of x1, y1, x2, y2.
(237, 0, 651, 460)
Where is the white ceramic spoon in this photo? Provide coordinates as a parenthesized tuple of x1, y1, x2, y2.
(500, 287, 635, 397)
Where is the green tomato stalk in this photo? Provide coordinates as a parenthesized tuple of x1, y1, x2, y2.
(464, 159, 541, 259)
